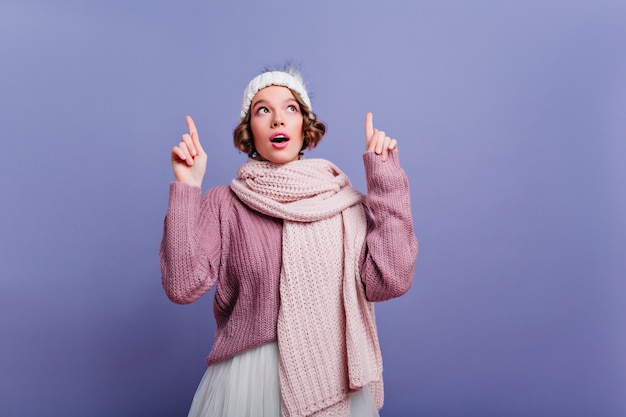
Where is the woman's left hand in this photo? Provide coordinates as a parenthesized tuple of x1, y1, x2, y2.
(365, 112, 397, 161)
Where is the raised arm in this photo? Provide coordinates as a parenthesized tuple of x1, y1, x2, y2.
(361, 112, 418, 301)
(160, 117, 222, 304)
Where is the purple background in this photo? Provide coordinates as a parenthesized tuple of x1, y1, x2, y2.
(1, 1, 625, 416)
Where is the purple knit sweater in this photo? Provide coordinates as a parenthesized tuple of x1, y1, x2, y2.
(159, 151, 418, 365)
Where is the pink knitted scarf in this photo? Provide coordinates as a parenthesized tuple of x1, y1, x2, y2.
(231, 158, 384, 416)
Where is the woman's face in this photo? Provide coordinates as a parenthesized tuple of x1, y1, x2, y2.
(249, 85, 304, 164)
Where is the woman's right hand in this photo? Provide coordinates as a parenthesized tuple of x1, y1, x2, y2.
(171, 116, 207, 187)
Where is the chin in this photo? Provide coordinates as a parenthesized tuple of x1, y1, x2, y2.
(272, 156, 299, 164)
(260, 152, 300, 164)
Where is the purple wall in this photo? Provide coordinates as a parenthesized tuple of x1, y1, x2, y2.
(1, 1, 624, 416)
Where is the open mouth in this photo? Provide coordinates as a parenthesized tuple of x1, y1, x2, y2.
(270, 134, 290, 144)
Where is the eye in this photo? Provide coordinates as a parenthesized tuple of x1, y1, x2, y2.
(255, 106, 269, 115)
(287, 104, 298, 113)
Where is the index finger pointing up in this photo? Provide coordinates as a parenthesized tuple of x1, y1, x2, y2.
(365, 112, 374, 140)
(186, 115, 198, 138)
(186, 115, 204, 153)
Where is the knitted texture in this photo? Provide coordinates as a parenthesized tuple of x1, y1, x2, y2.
(160, 184, 284, 364)
(230, 158, 383, 417)
(240, 69, 312, 120)
(160, 151, 418, 414)
(159, 152, 416, 366)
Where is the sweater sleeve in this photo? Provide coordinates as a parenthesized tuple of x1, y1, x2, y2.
(159, 183, 226, 304)
(360, 150, 418, 302)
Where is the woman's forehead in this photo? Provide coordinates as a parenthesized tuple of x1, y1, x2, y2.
(252, 85, 297, 105)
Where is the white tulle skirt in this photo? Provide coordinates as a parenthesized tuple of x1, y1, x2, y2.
(187, 342, 380, 417)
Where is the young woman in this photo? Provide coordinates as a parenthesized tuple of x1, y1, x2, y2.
(160, 67, 418, 417)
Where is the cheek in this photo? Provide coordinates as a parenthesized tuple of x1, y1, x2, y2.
(298, 121, 305, 141)
(292, 117, 304, 137)
(249, 120, 263, 140)
(251, 132, 264, 151)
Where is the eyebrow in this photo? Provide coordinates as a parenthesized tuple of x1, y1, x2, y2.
(251, 97, 298, 111)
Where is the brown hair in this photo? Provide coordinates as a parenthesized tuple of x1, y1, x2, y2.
(233, 89, 326, 157)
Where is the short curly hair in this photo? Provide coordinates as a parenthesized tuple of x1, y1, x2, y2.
(233, 88, 326, 158)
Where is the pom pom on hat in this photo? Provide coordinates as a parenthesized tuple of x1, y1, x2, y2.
(239, 67, 312, 121)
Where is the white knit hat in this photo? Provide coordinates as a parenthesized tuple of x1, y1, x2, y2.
(239, 69, 312, 120)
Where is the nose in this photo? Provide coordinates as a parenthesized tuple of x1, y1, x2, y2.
(271, 113, 285, 127)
